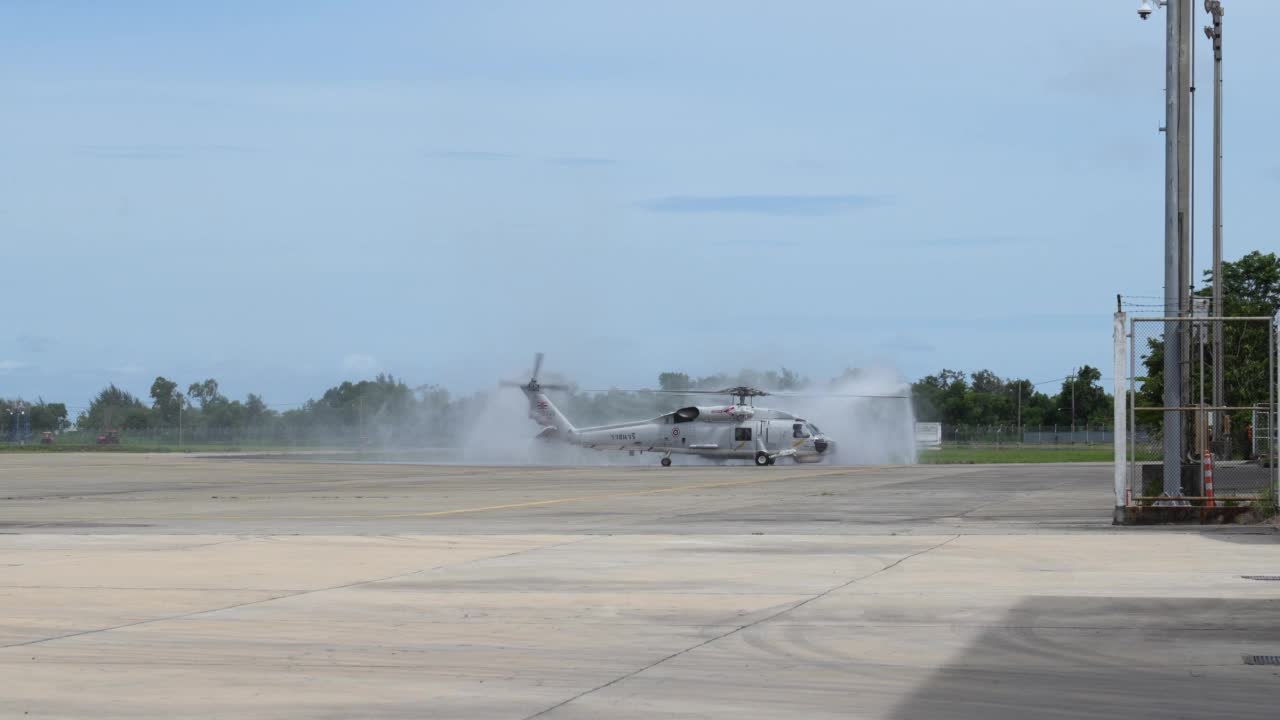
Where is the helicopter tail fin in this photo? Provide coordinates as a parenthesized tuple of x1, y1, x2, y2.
(524, 389, 577, 436)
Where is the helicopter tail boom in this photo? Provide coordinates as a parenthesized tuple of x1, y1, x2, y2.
(524, 389, 577, 436)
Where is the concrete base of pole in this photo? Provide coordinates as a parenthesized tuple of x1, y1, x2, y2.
(1115, 504, 1257, 525)
(1140, 462, 1205, 497)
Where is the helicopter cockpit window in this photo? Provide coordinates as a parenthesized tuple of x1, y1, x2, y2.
(807, 423, 821, 435)
(734, 427, 752, 442)
(793, 423, 810, 438)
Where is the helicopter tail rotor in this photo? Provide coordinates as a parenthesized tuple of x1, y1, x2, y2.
(497, 353, 577, 434)
(500, 353, 571, 392)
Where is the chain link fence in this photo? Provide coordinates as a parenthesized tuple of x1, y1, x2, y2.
(934, 425, 1116, 447)
(11, 425, 439, 449)
(1124, 315, 1277, 506)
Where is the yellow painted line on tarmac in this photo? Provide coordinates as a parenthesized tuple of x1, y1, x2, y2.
(132, 466, 879, 522)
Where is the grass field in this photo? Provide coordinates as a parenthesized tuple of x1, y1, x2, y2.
(0, 437, 308, 454)
(920, 445, 1113, 464)
(0, 443, 292, 453)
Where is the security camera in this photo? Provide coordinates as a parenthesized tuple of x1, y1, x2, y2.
(1138, 0, 1154, 20)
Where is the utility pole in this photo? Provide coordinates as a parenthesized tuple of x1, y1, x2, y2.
(1177, 0, 1195, 466)
(1204, 0, 1225, 457)
(1070, 371, 1077, 437)
(1140, 0, 1191, 494)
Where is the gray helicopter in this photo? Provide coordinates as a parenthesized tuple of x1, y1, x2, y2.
(502, 354, 906, 467)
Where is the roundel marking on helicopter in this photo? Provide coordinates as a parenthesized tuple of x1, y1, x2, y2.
(672, 428, 680, 437)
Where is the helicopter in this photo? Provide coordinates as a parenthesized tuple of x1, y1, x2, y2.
(501, 354, 908, 467)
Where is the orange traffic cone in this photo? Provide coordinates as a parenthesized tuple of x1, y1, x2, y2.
(1203, 452, 1215, 508)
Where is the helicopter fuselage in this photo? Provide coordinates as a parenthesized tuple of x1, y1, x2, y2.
(536, 400, 835, 465)
(505, 356, 843, 466)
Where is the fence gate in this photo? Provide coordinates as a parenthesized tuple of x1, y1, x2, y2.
(1120, 315, 1278, 508)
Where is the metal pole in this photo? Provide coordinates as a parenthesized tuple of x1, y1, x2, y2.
(1017, 383, 1022, 441)
(1205, 1, 1225, 457)
(1198, 322, 1206, 459)
(1177, 0, 1194, 467)
(1271, 320, 1277, 507)
(1130, 321, 1138, 504)
(1116, 313, 1126, 509)
(1071, 370, 1077, 438)
(1162, 0, 1186, 494)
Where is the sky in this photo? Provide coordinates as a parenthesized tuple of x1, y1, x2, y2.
(2, 1, 1278, 411)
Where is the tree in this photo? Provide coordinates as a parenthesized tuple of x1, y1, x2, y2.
(658, 372, 690, 391)
(1005, 378, 1054, 427)
(910, 369, 975, 425)
(1140, 251, 1279, 441)
(970, 369, 1004, 395)
(80, 384, 150, 430)
(763, 367, 802, 390)
(187, 379, 222, 410)
(1058, 366, 1110, 427)
(150, 376, 182, 424)
(245, 394, 269, 424)
(29, 401, 69, 432)
(1212, 250, 1280, 316)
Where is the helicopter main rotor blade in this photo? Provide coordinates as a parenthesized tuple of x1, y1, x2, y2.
(769, 391, 910, 399)
(636, 389, 742, 395)
(558, 387, 910, 400)
(499, 380, 571, 391)
(530, 352, 545, 382)
(578, 387, 772, 398)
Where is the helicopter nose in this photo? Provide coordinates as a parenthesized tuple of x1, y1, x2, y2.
(815, 437, 832, 454)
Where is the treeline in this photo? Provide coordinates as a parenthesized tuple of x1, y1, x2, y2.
(0, 399, 70, 433)
(1, 367, 848, 445)
(67, 375, 453, 444)
(2, 362, 1113, 447)
(910, 366, 1111, 427)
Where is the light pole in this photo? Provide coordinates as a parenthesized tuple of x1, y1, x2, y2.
(177, 394, 185, 449)
(1204, 0, 1224, 456)
(1139, 0, 1192, 494)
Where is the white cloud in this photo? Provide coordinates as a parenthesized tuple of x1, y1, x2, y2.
(0, 360, 28, 373)
(342, 353, 380, 373)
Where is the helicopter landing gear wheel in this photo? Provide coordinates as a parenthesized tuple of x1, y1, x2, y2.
(660, 457, 672, 467)
(754, 452, 771, 467)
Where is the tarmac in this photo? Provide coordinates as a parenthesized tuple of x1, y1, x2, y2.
(0, 453, 1277, 718)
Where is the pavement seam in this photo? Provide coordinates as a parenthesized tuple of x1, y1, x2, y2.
(521, 533, 962, 720)
(0, 535, 599, 652)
